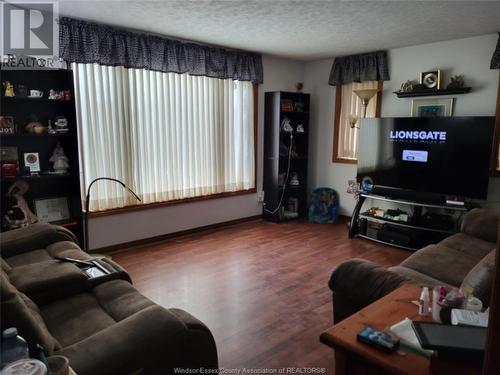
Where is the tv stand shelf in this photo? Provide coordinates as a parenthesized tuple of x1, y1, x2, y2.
(359, 193, 469, 211)
(350, 193, 471, 251)
(358, 213, 457, 235)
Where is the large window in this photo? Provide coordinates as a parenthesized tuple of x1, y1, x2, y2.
(332, 81, 382, 163)
(73, 64, 256, 212)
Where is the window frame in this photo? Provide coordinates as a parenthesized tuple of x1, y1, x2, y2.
(88, 83, 258, 218)
(332, 81, 383, 164)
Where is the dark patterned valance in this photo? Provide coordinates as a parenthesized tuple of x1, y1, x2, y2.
(328, 50, 390, 86)
(59, 17, 263, 83)
(491, 33, 500, 69)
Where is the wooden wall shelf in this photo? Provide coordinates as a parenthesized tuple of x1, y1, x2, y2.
(394, 87, 472, 98)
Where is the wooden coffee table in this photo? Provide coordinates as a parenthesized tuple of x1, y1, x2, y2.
(320, 284, 481, 375)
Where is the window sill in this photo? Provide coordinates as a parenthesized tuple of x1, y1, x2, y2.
(88, 188, 257, 218)
(332, 157, 357, 164)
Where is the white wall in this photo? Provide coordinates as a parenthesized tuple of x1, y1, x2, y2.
(88, 55, 305, 250)
(305, 34, 500, 216)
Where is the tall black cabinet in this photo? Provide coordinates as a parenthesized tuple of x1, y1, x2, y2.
(263, 91, 310, 222)
(1, 69, 83, 243)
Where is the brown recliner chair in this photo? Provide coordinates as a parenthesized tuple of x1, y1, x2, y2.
(329, 208, 499, 323)
(0, 224, 218, 374)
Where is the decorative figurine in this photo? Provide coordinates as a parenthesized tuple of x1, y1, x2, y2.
(33, 124, 47, 134)
(49, 143, 70, 174)
(399, 80, 416, 93)
(54, 116, 68, 133)
(17, 85, 28, 98)
(3, 81, 15, 97)
(346, 179, 361, 200)
(48, 89, 59, 99)
(446, 75, 465, 89)
(294, 98, 305, 112)
(289, 172, 300, 186)
(296, 124, 305, 133)
(281, 117, 294, 133)
(3, 180, 38, 229)
(24, 114, 43, 134)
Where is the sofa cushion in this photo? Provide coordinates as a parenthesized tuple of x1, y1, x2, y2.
(388, 266, 453, 287)
(7, 261, 89, 304)
(0, 271, 61, 354)
(460, 249, 496, 306)
(439, 233, 495, 260)
(92, 280, 154, 321)
(0, 223, 77, 258)
(5, 249, 54, 267)
(1, 257, 12, 272)
(46, 241, 93, 261)
(461, 208, 500, 243)
(40, 280, 154, 348)
(4, 241, 91, 268)
(398, 244, 479, 287)
(40, 293, 116, 348)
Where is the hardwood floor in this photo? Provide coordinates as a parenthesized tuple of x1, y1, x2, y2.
(111, 219, 410, 372)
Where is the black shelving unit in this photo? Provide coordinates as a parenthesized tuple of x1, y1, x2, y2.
(1, 69, 83, 243)
(263, 91, 310, 222)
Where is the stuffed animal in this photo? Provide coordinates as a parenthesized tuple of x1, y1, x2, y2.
(3, 180, 38, 229)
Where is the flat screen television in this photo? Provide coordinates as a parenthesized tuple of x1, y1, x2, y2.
(357, 117, 495, 200)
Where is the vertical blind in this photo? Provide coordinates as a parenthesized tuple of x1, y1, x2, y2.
(337, 81, 379, 160)
(73, 63, 255, 212)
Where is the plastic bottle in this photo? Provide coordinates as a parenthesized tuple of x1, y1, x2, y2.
(0, 328, 30, 368)
(418, 287, 430, 315)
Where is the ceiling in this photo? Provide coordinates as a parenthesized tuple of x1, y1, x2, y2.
(59, 0, 500, 61)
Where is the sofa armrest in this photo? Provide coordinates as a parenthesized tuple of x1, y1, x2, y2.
(329, 259, 407, 323)
(461, 208, 500, 243)
(57, 306, 218, 375)
(0, 223, 78, 258)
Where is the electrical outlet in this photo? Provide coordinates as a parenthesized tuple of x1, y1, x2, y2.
(257, 191, 265, 202)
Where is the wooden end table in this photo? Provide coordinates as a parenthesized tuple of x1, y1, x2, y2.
(320, 284, 481, 375)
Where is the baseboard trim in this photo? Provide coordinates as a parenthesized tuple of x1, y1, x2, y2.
(91, 214, 263, 255)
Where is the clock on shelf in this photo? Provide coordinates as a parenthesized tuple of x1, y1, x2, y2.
(420, 70, 441, 90)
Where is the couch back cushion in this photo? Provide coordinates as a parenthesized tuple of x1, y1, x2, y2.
(1, 257, 12, 272)
(461, 208, 500, 243)
(460, 249, 496, 306)
(0, 271, 61, 354)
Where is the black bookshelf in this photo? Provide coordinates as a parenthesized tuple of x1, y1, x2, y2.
(263, 91, 310, 222)
(1, 69, 83, 243)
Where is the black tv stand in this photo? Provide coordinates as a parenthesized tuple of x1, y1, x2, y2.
(349, 193, 472, 251)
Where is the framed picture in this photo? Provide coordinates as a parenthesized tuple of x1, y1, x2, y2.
(280, 99, 294, 112)
(411, 98, 454, 118)
(1, 147, 18, 162)
(420, 70, 441, 90)
(0, 116, 16, 134)
(34, 197, 70, 223)
(23, 152, 41, 172)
